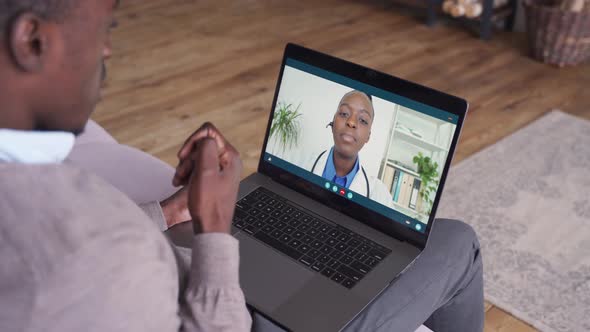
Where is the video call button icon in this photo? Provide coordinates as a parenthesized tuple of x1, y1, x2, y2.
(325, 182, 331, 189)
(332, 185, 338, 193)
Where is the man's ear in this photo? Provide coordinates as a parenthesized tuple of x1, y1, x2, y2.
(366, 130, 371, 143)
(8, 12, 47, 72)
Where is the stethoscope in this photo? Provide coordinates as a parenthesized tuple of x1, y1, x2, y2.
(311, 149, 371, 198)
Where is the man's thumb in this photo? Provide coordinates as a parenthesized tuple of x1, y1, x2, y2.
(192, 138, 220, 175)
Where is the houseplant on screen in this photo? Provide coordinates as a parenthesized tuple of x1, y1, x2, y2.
(269, 102, 302, 154)
(413, 152, 440, 215)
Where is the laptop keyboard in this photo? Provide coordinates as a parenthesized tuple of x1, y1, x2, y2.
(233, 187, 391, 289)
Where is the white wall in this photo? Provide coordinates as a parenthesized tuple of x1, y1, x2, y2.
(266, 66, 395, 179)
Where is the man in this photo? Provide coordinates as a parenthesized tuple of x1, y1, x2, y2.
(0, 1, 250, 331)
(0, 1, 485, 332)
(310, 90, 394, 206)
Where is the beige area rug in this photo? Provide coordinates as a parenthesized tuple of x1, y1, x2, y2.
(437, 111, 590, 332)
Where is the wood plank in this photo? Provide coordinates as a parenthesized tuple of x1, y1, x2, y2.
(485, 307, 538, 332)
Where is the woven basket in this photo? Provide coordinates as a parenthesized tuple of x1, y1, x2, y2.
(524, 0, 590, 67)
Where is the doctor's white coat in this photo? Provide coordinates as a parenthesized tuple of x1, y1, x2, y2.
(306, 150, 394, 208)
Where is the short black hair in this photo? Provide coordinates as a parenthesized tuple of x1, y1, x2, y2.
(0, 0, 73, 34)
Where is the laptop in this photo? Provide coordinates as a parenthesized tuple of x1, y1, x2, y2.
(169, 43, 467, 331)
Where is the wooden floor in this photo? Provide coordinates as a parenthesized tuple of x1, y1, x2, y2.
(95, 1, 590, 331)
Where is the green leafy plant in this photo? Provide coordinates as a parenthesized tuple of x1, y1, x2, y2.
(269, 102, 302, 153)
(412, 152, 439, 215)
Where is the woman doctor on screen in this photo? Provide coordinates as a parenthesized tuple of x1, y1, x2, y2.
(309, 90, 394, 207)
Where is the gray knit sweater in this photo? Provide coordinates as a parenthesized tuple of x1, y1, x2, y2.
(0, 164, 251, 331)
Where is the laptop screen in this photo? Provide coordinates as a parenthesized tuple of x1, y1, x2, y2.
(263, 58, 459, 234)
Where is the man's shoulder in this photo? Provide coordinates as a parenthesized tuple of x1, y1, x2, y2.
(0, 163, 167, 268)
(0, 163, 145, 219)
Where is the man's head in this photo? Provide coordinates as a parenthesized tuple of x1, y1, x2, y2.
(331, 90, 374, 160)
(0, 0, 119, 134)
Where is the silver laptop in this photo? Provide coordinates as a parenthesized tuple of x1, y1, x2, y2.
(169, 43, 467, 331)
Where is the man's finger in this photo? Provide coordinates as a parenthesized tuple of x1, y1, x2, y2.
(178, 123, 227, 160)
(178, 127, 208, 159)
(173, 158, 193, 187)
(220, 148, 243, 183)
(191, 137, 221, 177)
(217, 141, 239, 171)
(174, 123, 233, 187)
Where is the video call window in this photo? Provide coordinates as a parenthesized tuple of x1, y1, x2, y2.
(265, 60, 457, 231)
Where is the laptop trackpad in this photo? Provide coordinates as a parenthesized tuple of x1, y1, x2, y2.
(236, 233, 313, 312)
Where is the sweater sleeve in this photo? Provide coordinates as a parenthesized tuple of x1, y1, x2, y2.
(21, 227, 251, 332)
(179, 233, 252, 332)
(139, 201, 169, 231)
(139, 201, 252, 331)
